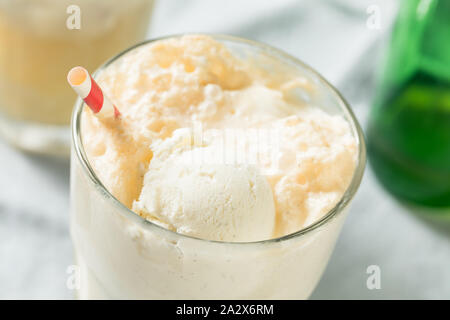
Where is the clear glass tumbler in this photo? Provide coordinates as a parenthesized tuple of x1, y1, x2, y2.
(70, 35, 366, 299)
(0, 0, 154, 156)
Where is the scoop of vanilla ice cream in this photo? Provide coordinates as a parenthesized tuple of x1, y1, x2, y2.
(132, 129, 276, 242)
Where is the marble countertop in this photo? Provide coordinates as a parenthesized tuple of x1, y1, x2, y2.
(1, 0, 449, 299)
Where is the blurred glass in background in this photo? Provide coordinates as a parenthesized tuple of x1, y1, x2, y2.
(368, 0, 450, 209)
(0, 0, 153, 156)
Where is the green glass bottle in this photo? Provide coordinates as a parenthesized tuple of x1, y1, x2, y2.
(368, 0, 450, 208)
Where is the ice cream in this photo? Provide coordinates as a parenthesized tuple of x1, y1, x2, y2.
(132, 128, 276, 242)
(82, 35, 357, 241)
(71, 35, 364, 299)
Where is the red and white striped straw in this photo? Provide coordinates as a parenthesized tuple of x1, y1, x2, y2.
(67, 66, 120, 119)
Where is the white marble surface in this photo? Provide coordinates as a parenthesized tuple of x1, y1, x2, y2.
(1, 0, 449, 299)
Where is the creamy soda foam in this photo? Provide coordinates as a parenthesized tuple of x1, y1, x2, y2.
(81, 35, 357, 241)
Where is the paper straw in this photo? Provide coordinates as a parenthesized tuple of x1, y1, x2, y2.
(67, 66, 120, 119)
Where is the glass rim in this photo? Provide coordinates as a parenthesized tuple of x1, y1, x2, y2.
(71, 33, 366, 246)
